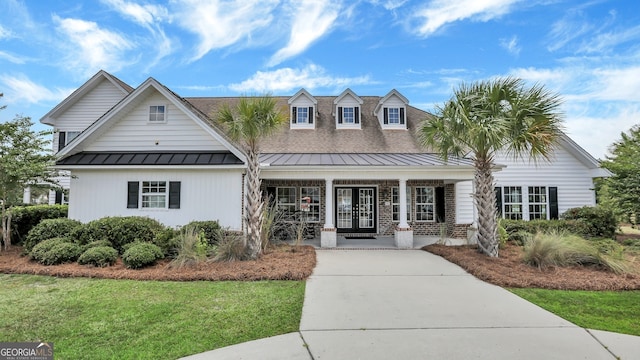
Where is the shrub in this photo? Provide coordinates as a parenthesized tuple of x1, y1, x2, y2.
(71, 216, 164, 253)
(78, 246, 119, 267)
(170, 229, 210, 268)
(523, 232, 631, 274)
(152, 227, 180, 257)
(561, 206, 617, 239)
(23, 218, 82, 252)
(214, 230, 247, 262)
(8, 204, 69, 244)
(121, 242, 164, 269)
(182, 221, 221, 245)
(31, 238, 82, 265)
(81, 240, 113, 253)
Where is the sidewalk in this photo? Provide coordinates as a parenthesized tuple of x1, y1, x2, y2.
(183, 250, 640, 359)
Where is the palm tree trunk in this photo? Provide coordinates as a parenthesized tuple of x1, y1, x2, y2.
(474, 158, 499, 257)
(244, 149, 264, 260)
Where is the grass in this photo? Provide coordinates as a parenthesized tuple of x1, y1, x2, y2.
(0, 274, 305, 359)
(510, 288, 640, 336)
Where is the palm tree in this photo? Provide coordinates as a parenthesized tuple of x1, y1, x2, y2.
(218, 96, 286, 260)
(420, 77, 564, 257)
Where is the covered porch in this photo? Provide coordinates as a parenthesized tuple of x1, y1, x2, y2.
(293, 234, 472, 249)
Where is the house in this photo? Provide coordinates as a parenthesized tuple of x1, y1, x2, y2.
(42, 71, 607, 247)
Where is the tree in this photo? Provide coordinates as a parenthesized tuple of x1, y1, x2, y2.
(601, 125, 640, 226)
(217, 96, 286, 260)
(0, 111, 58, 250)
(420, 77, 564, 257)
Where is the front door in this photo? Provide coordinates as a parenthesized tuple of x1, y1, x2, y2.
(336, 187, 376, 233)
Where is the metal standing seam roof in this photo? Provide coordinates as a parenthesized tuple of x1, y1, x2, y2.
(56, 152, 243, 166)
(259, 153, 474, 167)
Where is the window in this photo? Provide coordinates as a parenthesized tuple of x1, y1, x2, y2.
(383, 107, 405, 126)
(504, 186, 523, 220)
(343, 107, 354, 124)
(297, 107, 308, 124)
(415, 187, 435, 221)
(57, 131, 81, 151)
(392, 186, 411, 222)
(127, 181, 180, 209)
(142, 181, 167, 208)
(529, 186, 547, 220)
(300, 187, 321, 222)
(149, 105, 165, 122)
(276, 187, 297, 218)
(337, 106, 360, 126)
(292, 106, 314, 126)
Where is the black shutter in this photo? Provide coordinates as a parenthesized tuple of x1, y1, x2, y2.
(495, 187, 502, 217)
(58, 132, 66, 152)
(549, 187, 558, 219)
(292, 107, 297, 124)
(169, 182, 181, 209)
(308, 107, 314, 124)
(338, 107, 343, 124)
(127, 182, 139, 209)
(355, 107, 360, 124)
(383, 108, 389, 125)
(400, 108, 405, 125)
(55, 190, 63, 204)
(435, 187, 445, 223)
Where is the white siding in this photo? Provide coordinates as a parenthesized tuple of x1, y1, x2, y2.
(86, 92, 226, 152)
(494, 146, 596, 218)
(455, 181, 474, 224)
(376, 94, 406, 128)
(68, 169, 243, 229)
(55, 78, 127, 132)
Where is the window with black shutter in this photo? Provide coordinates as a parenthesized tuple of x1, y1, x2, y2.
(127, 182, 139, 208)
(169, 182, 181, 209)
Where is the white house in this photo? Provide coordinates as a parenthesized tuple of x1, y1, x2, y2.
(42, 71, 608, 247)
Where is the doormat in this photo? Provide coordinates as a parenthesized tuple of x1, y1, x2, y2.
(344, 236, 376, 240)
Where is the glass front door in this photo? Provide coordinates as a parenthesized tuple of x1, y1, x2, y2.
(336, 187, 376, 233)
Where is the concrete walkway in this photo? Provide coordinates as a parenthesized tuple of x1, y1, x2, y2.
(183, 250, 640, 360)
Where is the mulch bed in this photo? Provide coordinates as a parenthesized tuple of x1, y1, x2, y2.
(0, 245, 316, 281)
(424, 243, 640, 291)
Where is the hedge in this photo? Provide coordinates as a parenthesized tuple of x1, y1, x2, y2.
(121, 242, 164, 269)
(23, 218, 82, 252)
(182, 220, 221, 245)
(8, 205, 68, 244)
(561, 206, 617, 239)
(31, 238, 82, 265)
(78, 246, 119, 267)
(70, 216, 164, 253)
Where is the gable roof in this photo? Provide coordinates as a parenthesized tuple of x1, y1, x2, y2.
(288, 88, 317, 105)
(558, 134, 611, 177)
(40, 70, 133, 125)
(55, 77, 245, 162)
(374, 89, 409, 115)
(334, 88, 363, 105)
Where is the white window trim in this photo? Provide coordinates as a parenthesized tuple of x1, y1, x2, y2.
(141, 181, 168, 209)
(381, 106, 407, 129)
(497, 185, 551, 220)
(414, 186, 435, 222)
(392, 186, 412, 222)
(148, 104, 167, 123)
(300, 187, 321, 223)
(528, 186, 549, 220)
(276, 187, 297, 218)
(336, 105, 361, 129)
(503, 186, 523, 220)
(291, 106, 315, 129)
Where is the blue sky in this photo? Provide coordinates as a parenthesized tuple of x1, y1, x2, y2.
(1, 0, 639, 160)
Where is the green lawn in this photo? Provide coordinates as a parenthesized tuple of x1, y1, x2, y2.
(510, 288, 640, 336)
(0, 274, 305, 360)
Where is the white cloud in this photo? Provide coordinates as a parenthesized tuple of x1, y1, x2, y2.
(268, 0, 340, 67)
(101, 0, 173, 70)
(229, 64, 372, 93)
(412, 0, 519, 36)
(172, 0, 279, 61)
(500, 35, 521, 56)
(588, 66, 640, 102)
(368, 0, 408, 11)
(53, 15, 135, 77)
(0, 24, 12, 39)
(0, 50, 27, 64)
(0, 74, 72, 104)
(577, 25, 640, 54)
(101, 0, 170, 26)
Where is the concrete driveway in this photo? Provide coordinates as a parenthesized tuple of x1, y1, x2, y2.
(184, 250, 639, 359)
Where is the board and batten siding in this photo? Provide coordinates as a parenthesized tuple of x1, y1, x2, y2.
(455, 181, 474, 224)
(68, 169, 243, 229)
(86, 92, 228, 152)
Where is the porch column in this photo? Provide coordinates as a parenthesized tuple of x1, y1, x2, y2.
(321, 178, 337, 247)
(395, 178, 413, 248)
(23, 187, 31, 204)
(398, 178, 409, 229)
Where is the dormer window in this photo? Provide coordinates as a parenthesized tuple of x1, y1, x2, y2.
(376, 89, 409, 130)
(384, 107, 405, 125)
(149, 105, 166, 122)
(288, 89, 317, 129)
(334, 88, 363, 129)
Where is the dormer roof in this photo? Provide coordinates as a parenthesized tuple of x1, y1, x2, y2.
(288, 88, 317, 105)
(334, 88, 363, 105)
(374, 89, 409, 115)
